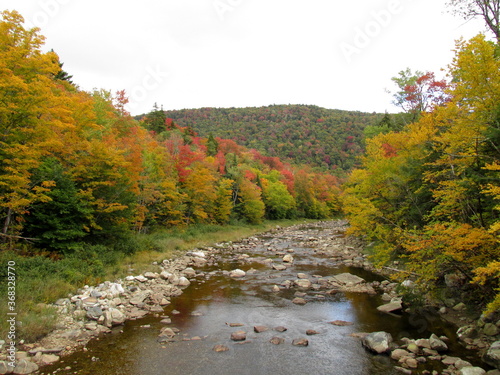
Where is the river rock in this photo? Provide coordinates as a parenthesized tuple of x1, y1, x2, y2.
(270, 337, 285, 345)
(429, 334, 448, 352)
(484, 341, 500, 369)
(177, 277, 190, 287)
(144, 272, 159, 279)
(231, 331, 247, 341)
(297, 273, 308, 279)
(391, 348, 411, 360)
(274, 326, 287, 332)
(86, 305, 103, 320)
(213, 344, 229, 352)
(362, 331, 393, 354)
(129, 290, 150, 305)
(459, 367, 486, 375)
(12, 359, 38, 374)
(103, 308, 126, 327)
(33, 353, 60, 366)
(282, 254, 294, 263)
(333, 273, 365, 285)
(329, 320, 353, 326)
(306, 329, 320, 335)
(272, 285, 280, 292)
(272, 264, 287, 271)
(377, 301, 403, 314)
(0, 361, 14, 374)
(484, 323, 500, 336)
(292, 297, 307, 305)
(229, 269, 246, 278)
(294, 279, 312, 289)
(254, 326, 269, 333)
(292, 338, 309, 346)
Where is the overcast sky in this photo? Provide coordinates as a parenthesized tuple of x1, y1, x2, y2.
(2, 0, 489, 115)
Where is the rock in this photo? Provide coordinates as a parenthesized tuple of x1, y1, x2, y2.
(134, 275, 148, 283)
(362, 331, 393, 354)
(404, 357, 418, 369)
(254, 326, 269, 333)
(144, 272, 159, 279)
(177, 277, 190, 287)
(377, 301, 403, 314)
(229, 269, 246, 278)
(213, 345, 229, 352)
(269, 337, 285, 345)
(86, 305, 103, 320)
(274, 326, 287, 332)
(429, 334, 448, 352)
(282, 254, 294, 263)
(0, 361, 14, 374)
(484, 341, 500, 369)
(453, 302, 467, 311)
(272, 264, 287, 271)
(394, 367, 412, 375)
(292, 297, 307, 305)
(33, 354, 60, 366)
(442, 356, 461, 365)
(306, 330, 320, 335)
(457, 325, 479, 341)
(230, 331, 247, 341)
(160, 318, 172, 324)
(292, 338, 309, 346)
(103, 307, 126, 327)
(182, 268, 196, 278)
(391, 349, 411, 361)
(407, 343, 419, 354)
(415, 339, 431, 349)
(12, 359, 38, 375)
(456, 360, 473, 369)
(297, 273, 308, 279)
(333, 273, 365, 285)
(129, 291, 150, 305)
(159, 271, 171, 280)
(459, 367, 486, 375)
(484, 323, 500, 336)
(294, 279, 312, 289)
(227, 323, 244, 327)
(329, 320, 353, 326)
(272, 285, 280, 292)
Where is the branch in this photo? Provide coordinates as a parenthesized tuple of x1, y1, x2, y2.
(0, 233, 40, 241)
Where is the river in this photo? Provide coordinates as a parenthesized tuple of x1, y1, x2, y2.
(38, 221, 480, 375)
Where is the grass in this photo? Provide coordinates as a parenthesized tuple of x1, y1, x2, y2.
(0, 218, 313, 343)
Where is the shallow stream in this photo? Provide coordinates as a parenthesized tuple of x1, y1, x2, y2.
(39, 222, 480, 375)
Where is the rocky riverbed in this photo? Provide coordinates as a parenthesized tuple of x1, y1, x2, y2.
(1, 220, 499, 375)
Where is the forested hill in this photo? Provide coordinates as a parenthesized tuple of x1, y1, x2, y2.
(159, 105, 384, 173)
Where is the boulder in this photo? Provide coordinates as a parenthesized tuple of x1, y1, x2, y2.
(484, 341, 500, 369)
(230, 331, 247, 341)
(484, 323, 500, 337)
(294, 279, 312, 289)
(103, 307, 126, 327)
(177, 277, 190, 287)
(282, 254, 294, 263)
(429, 334, 448, 352)
(229, 269, 246, 278)
(333, 273, 365, 285)
(12, 359, 38, 375)
(0, 361, 14, 374)
(377, 301, 403, 314)
(459, 367, 486, 375)
(391, 348, 410, 361)
(85, 305, 103, 320)
(292, 297, 307, 305)
(362, 331, 393, 354)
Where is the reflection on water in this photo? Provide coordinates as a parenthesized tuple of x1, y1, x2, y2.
(40, 223, 478, 375)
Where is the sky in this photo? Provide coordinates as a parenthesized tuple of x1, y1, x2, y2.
(2, 0, 490, 116)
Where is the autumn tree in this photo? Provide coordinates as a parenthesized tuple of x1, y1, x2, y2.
(448, 0, 500, 43)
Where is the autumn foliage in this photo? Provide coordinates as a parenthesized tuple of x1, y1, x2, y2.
(0, 11, 341, 255)
(343, 35, 500, 313)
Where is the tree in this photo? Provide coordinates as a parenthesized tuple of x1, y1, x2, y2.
(143, 103, 167, 133)
(448, 0, 500, 43)
(388, 68, 448, 123)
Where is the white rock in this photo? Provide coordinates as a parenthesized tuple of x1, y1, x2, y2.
(229, 269, 246, 278)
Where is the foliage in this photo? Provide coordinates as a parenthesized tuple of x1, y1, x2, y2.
(343, 34, 500, 312)
(144, 105, 384, 174)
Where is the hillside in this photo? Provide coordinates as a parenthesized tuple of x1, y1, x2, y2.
(158, 105, 384, 174)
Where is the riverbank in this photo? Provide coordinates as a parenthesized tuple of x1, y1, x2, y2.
(1, 220, 499, 374)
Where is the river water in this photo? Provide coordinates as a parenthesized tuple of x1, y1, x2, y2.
(39, 221, 480, 375)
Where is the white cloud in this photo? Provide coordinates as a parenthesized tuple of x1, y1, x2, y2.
(1, 0, 488, 115)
